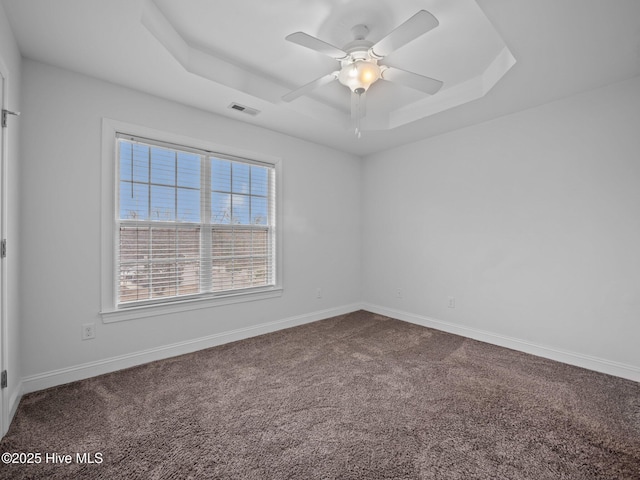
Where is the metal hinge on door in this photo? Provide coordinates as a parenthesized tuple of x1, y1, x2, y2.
(1, 109, 20, 128)
(1, 370, 6, 389)
(1, 239, 5, 258)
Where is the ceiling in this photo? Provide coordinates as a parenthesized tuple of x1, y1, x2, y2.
(3, 0, 640, 156)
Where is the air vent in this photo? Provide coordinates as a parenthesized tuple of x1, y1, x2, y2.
(228, 103, 260, 116)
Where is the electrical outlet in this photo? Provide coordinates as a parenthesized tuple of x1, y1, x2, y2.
(396, 288, 402, 299)
(81, 323, 96, 340)
(316, 287, 322, 299)
(447, 296, 456, 309)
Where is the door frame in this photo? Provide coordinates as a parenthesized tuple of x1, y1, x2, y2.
(0, 64, 9, 437)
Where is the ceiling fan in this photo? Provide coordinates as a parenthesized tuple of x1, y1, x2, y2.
(282, 10, 444, 136)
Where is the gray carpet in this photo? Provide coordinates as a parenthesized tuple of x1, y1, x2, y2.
(1, 310, 639, 479)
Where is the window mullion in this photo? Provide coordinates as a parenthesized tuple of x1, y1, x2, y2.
(200, 155, 212, 292)
(249, 167, 253, 284)
(147, 147, 153, 297)
(268, 168, 276, 285)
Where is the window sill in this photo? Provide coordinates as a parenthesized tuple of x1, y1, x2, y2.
(100, 287, 283, 323)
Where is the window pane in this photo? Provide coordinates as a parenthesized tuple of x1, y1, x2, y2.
(210, 228, 270, 292)
(233, 229, 252, 257)
(212, 259, 234, 291)
(212, 229, 233, 258)
(252, 230, 268, 254)
(151, 228, 176, 259)
(212, 192, 231, 224)
(119, 264, 150, 303)
(212, 158, 231, 192)
(252, 256, 268, 286)
(119, 226, 151, 303)
(131, 144, 149, 183)
(232, 162, 250, 194)
(212, 228, 234, 292)
(232, 194, 250, 224)
(150, 185, 176, 221)
(251, 165, 268, 196)
(120, 142, 132, 181)
(177, 188, 200, 222)
(177, 261, 200, 295)
(118, 225, 202, 304)
(251, 197, 268, 225)
(177, 152, 200, 188)
(151, 147, 176, 185)
(232, 257, 253, 289)
(119, 226, 149, 262)
(177, 228, 200, 260)
(120, 182, 149, 220)
(150, 263, 177, 299)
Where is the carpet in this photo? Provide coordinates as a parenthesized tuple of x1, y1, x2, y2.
(1, 310, 639, 479)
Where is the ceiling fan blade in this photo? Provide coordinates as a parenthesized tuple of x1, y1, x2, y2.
(370, 10, 439, 58)
(282, 72, 337, 102)
(285, 32, 348, 60)
(381, 66, 443, 95)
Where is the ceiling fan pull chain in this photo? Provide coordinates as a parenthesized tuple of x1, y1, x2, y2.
(352, 90, 365, 139)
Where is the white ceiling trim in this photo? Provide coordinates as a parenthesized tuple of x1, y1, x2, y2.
(391, 46, 516, 129)
(141, 0, 283, 103)
(141, 0, 349, 124)
(141, 0, 516, 132)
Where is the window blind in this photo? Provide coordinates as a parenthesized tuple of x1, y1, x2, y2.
(116, 134, 275, 307)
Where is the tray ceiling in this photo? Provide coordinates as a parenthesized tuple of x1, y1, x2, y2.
(3, 0, 640, 155)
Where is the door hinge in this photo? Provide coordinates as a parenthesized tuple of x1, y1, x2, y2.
(1, 370, 6, 389)
(1, 239, 5, 258)
(1, 109, 20, 128)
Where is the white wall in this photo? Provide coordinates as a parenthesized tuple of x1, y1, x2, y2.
(14, 55, 640, 396)
(0, 1, 22, 433)
(362, 75, 640, 378)
(19, 60, 362, 385)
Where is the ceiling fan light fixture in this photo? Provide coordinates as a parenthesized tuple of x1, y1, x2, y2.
(283, 9, 443, 137)
(338, 59, 381, 93)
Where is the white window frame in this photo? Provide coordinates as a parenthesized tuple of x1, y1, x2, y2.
(100, 119, 283, 323)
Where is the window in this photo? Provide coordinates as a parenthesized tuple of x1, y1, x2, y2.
(107, 131, 279, 314)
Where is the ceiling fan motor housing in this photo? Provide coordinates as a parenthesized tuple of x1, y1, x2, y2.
(337, 51, 382, 92)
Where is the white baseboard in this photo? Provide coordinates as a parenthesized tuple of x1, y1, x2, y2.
(22, 304, 362, 394)
(364, 303, 640, 383)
